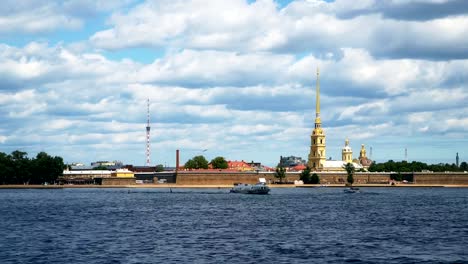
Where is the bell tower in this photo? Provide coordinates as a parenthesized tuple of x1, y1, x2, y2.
(308, 68, 326, 171)
(342, 138, 353, 164)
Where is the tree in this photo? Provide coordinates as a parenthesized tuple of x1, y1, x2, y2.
(155, 164, 164, 172)
(300, 166, 311, 183)
(344, 162, 355, 185)
(391, 172, 403, 181)
(460, 161, 468, 171)
(0, 150, 63, 185)
(184, 155, 209, 169)
(93, 165, 109, 170)
(310, 173, 320, 184)
(10, 150, 31, 184)
(31, 152, 64, 184)
(0, 152, 13, 184)
(275, 166, 286, 183)
(210, 156, 228, 169)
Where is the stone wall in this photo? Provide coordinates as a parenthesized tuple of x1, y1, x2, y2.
(413, 172, 468, 184)
(175, 171, 393, 185)
(101, 177, 136, 185)
(318, 172, 391, 184)
(176, 171, 298, 185)
(98, 171, 468, 185)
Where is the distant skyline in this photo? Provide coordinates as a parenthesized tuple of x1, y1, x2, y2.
(0, 0, 467, 167)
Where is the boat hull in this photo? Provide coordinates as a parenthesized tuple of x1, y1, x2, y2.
(230, 183, 270, 195)
(344, 187, 360, 193)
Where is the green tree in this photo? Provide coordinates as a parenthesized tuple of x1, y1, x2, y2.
(10, 150, 31, 184)
(275, 166, 286, 183)
(155, 164, 164, 172)
(299, 166, 311, 183)
(344, 162, 355, 185)
(210, 156, 228, 169)
(32, 152, 64, 184)
(0, 150, 64, 185)
(0, 152, 13, 184)
(184, 155, 209, 169)
(310, 173, 320, 184)
(460, 161, 468, 171)
(391, 172, 403, 181)
(93, 165, 109, 170)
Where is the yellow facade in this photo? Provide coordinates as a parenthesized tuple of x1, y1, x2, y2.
(308, 68, 326, 171)
(112, 169, 135, 178)
(359, 144, 367, 159)
(342, 138, 353, 164)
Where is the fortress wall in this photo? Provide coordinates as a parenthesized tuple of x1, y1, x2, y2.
(318, 173, 391, 184)
(101, 177, 136, 185)
(175, 172, 393, 185)
(413, 173, 468, 184)
(97, 172, 468, 185)
(176, 172, 299, 185)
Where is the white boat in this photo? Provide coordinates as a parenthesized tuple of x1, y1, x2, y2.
(230, 178, 270, 195)
(344, 187, 360, 193)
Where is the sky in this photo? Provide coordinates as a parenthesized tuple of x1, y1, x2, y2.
(0, 0, 467, 167)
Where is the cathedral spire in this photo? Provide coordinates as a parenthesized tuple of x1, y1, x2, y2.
(308, 67, 326, 171)
(316, 67, 320, 119)
(314, 67, 321, 128)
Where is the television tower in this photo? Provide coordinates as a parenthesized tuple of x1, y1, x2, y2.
(146, 98, 151, 166)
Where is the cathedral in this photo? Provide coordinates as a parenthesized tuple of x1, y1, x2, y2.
(307, 68, 372, 172)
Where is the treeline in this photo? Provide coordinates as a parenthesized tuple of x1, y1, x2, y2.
(368, 160, 468, 172)
(184, 156, 228, 169)
(0, 150, 64, 185)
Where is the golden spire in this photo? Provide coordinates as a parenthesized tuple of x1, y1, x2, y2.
(314, 67, 322, 128)
(316, 67, 320, 120)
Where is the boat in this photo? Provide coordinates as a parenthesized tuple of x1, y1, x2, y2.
(344, 187, 360, 193)
(230, 178, 270, 195)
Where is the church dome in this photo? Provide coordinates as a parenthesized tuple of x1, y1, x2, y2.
(342, 145, 352, 152)
(342, 138, 352, 152)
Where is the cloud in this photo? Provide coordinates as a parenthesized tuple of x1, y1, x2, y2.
(0, 0, 136, 34)
(333, 0, 468, 21)
(90, 0, 468, 60)
(136, 49, 294, 87)
(1, 0, 467, 165)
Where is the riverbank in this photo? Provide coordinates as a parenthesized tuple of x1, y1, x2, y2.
(1, 183, 468, 189)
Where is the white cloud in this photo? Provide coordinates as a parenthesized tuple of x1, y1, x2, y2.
(89, 0, 468, 60)
(1, 0, 468, 165)
(0, 0, 137, 34)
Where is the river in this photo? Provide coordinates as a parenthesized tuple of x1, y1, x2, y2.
(0, 187, 467, 263)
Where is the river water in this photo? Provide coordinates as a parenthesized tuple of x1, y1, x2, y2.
(0, 187, 467, 263)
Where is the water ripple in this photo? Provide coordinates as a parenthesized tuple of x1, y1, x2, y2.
(0, 188, 467, 263)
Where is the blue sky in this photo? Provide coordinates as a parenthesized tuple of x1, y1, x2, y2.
(0, 0, 467, 167)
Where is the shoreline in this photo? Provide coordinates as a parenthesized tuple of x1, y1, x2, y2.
(1, 184, 468, 189)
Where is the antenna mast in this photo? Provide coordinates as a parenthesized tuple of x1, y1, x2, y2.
(146, 98, 151, 166)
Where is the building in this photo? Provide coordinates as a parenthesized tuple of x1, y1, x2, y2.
(279, 156, 306, 168)
(359, 144, 373, 169)
(111, 168, 135, 178)
(90, 160, 123, 169)
(308, 68, 326, 170)
(342, 139, 353, 164)
(307, 68, 371, 172)
(227, 160, 253, 171)
(246, 161, 273, 172)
